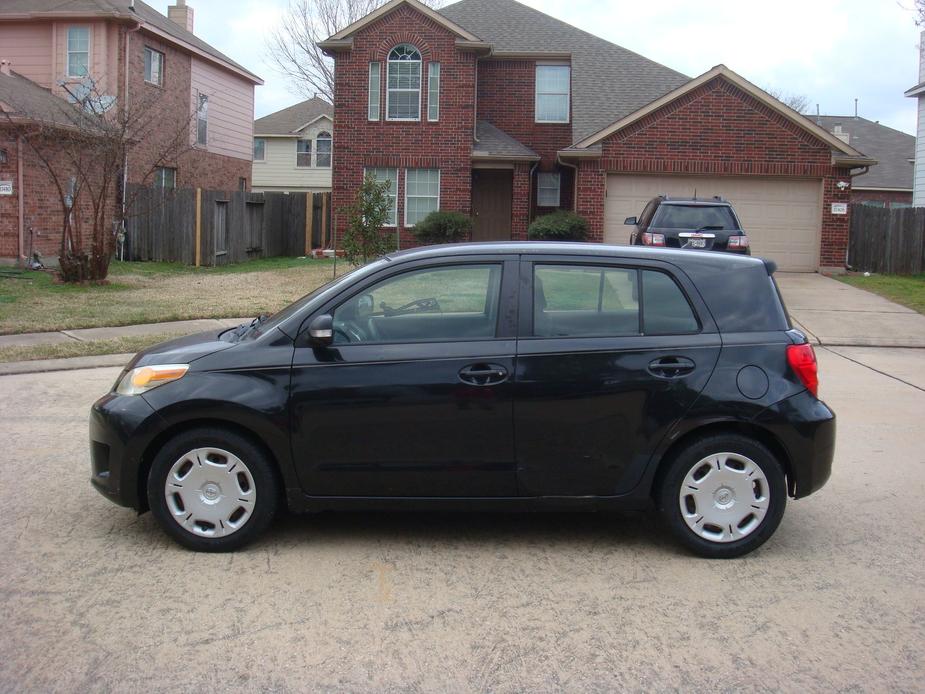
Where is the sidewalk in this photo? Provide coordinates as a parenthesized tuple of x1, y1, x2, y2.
(0, 317, 248, 350)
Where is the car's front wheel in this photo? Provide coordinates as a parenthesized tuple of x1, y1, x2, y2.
(657, 434, 787, 558)
(147, 427, 279, 551)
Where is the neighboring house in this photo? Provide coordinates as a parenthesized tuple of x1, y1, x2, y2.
(252, 97, 333, 193)
(813, 116, 914, 209)
(0, 0, 261, 261)
(322, 0, 876, 272)
(904, 31, 925, 207)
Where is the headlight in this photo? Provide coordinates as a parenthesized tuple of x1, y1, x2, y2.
(116, 364, 189, 396)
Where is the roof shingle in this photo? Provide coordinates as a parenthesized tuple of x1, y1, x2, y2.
(254, 97, 333, 136)
(473, 120, 539, 159)
(811, 116, 914, 190)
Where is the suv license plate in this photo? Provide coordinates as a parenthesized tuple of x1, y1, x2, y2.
(690, 238, 706, 248)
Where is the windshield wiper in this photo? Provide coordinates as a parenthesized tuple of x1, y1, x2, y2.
(231, 314, 269, 341)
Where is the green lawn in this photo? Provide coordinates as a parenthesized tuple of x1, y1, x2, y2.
(836, 272, 925, 315)
(0, 257, 349, 335)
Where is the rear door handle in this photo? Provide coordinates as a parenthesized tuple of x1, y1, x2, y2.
(648, 356, 696, 378)
(458, 363, 508, 386)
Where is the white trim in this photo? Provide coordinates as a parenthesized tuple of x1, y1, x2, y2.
(143, 46, 164, 86)
(315, 130, 332, 168)
(404, 168, 440, 227)
(573, 64, 870, 156)
(66, 25, 90, 79)
(296, 138, 312, 168)
(386, 45, 422, 122)
(292, 114, 333, 133)
(368, 61, 380, 121)
(537, 172, 561, 207)
(535, 64, 570, 124)
(364, 166, 399, 227)
(327, 0, 480, 42)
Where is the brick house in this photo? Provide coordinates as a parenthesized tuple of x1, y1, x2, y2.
(0, 0, 261, 261)
(322, 0, 876, 272)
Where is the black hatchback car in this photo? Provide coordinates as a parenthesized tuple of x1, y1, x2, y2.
(90, 243, 834, 558)
(626, 196, 751, 254)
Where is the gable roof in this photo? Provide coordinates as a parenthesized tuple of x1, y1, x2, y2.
(439, 0, 688, 143)
(0, 0, 262, 84)
(322, 0, 481, 45)
(811, 116, 914, 190)
(570, 64, 875, 166)
(254, 97, 333, 136)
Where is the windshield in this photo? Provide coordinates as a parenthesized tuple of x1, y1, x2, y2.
(247, 261, 380, 338)
(653, 204, 739, 230)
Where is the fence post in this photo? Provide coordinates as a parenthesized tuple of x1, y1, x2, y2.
(305, 193, 313, 256)
(194, 187, 202, 268)
(322, 192, 329, 249)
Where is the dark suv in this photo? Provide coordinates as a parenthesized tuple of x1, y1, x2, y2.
(90, 243, 834, 558)
(626, 196, 751, 254)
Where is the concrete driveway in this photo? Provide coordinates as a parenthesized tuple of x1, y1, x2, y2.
(776, 273, 925, 347)
(1, 351, 924, 691)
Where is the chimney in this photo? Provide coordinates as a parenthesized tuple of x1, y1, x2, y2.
(0, 60, 11, 77)
(168, 0, 194, 33)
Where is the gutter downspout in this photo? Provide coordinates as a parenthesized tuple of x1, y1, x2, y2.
(844, 165, 871, 269)
(121, 20, 142, 260)
(17, 135, 24, 263)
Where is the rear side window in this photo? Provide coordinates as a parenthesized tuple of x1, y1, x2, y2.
(642, 270, 699, 334)
(652, 205, 738, 230)
(534, 265, 639, 337)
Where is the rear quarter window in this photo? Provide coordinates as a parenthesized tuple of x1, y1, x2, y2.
(642, 270, 699, 334)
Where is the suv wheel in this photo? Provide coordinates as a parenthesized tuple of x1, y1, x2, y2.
(147, 428, 279, 552)
(658, 434, 787, 558)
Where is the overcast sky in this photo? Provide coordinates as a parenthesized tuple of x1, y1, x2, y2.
(147, 0, 922, 135)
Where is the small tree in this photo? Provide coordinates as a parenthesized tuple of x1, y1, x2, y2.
(528, 211, 589, 241)
(412, 210, 472, 244)
(764, 87, 811, 114)
(341, 173, 394, 265)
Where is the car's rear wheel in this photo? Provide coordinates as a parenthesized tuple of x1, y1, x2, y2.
(658, 434, 787, 558)
(147, 428, 279, 552)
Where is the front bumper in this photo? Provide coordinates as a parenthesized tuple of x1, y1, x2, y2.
(89, 392, 163, 509)
(753, 390, 836, 499)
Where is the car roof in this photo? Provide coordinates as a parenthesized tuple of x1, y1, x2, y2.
(655, 197, 732, 206)
(386, 241, 769, 270)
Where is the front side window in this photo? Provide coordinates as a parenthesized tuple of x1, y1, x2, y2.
(296, 139, 312, 167)
(533, 265, 639, 337)
(365, 167, 398, 226)
(253, 138, 265, 161)
(144, 47, 164, 86)
(405, 168, 439, 226)
(67, 27, 90, 78)
(428, 62, 440, 121)
(652, 205, 739, 230)
(537, 172, 560, 207)
(315, 131, 332, 167)
(535, 65, 570, 123)
(196, 92, 208, 145)
(154, 167, 177, 189)
(332, 264, 502, 344)
(387, 44, 422, 120)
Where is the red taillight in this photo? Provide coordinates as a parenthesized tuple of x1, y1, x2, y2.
(728, 234, 750, 249)
(787, 343, 818, 397)
(641, 232, 666, 246)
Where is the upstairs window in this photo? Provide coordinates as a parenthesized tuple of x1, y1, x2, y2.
(535, 65, 570, 123)
(316, 132, 332, 167)
(67, 27, 90, 78)
(428, 62, 440, 121)
(387, 44, 421, 121)
(253, 138, 266, 162)
(196, 92, 208, 145)
(297, 139, 312, 167)
(144, 47, 164, 86)
(368, 62, 381, 120)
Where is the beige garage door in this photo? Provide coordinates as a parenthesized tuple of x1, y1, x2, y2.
(603, 174, 823, 271)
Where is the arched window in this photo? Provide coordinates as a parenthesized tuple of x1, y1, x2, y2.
(387, 44, 421, 121)
(316, 131, 332, 168)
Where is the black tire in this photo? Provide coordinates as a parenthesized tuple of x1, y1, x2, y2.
(657, 434, 787, 559)
(147, 427, 280, 552)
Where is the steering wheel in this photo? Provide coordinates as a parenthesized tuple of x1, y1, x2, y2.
(333, 321, 366, 344)
(381, 297, 441, 317)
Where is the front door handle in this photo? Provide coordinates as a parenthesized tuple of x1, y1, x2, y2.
(648, 356, 696, 378)
(458, 363, 508, 386)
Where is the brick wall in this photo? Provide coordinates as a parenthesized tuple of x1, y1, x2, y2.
(850, 189, 913, 208)
(331, 4, 476, 248)
(576, 76, 852, 267)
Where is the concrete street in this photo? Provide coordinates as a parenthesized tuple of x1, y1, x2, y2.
(0, 347, 923, 691)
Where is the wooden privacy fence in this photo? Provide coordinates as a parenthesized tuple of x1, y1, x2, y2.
(125, 185, 332, 266)
(848, 205, 925, 275)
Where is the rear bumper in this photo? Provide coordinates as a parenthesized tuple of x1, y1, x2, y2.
(752, 390, 835, 498)
(89, 392, 163, 509)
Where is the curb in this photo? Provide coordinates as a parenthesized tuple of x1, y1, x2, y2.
(0, 353, 133, 376)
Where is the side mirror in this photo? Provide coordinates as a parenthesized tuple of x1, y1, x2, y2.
(624, 216, 637, 225)
(308, 314, 334, 346)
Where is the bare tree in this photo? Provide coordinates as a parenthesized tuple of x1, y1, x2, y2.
(268, 0, 442, 102)
(2, 75, 198, 282)
(765, 87, 812, 114)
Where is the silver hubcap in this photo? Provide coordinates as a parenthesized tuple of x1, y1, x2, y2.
(679, 452, 770, 544)
(164, 447, 256, 538)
